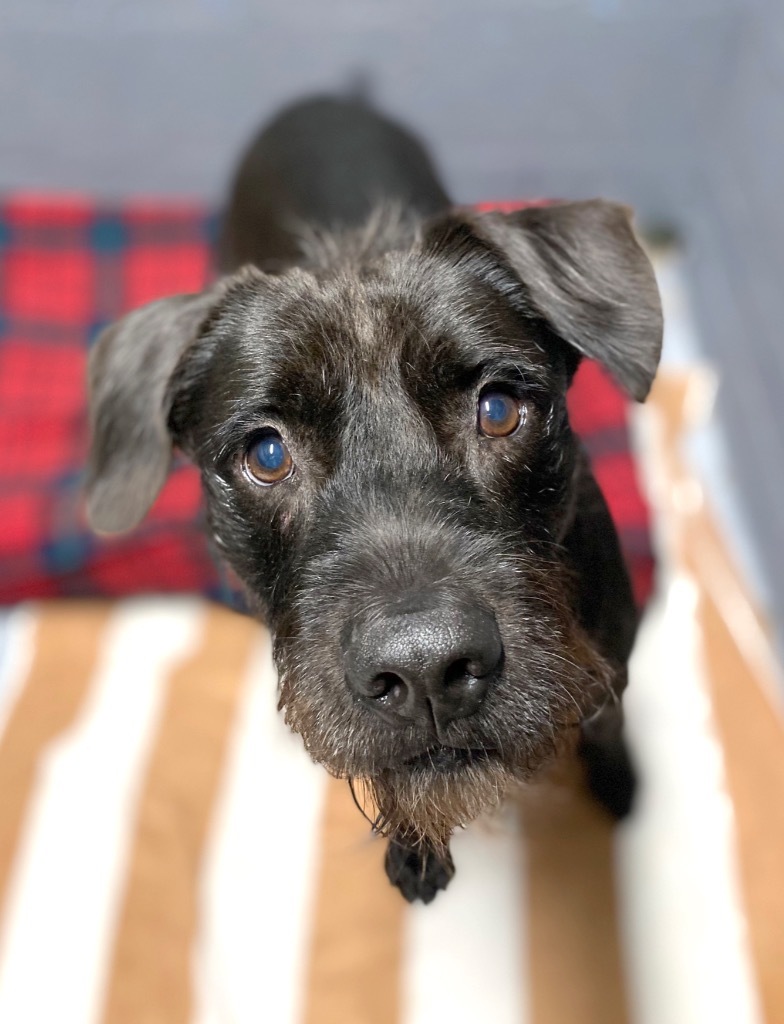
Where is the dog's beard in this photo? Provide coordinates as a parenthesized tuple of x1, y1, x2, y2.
(350, 756, 516, 851)
(276, 568, 615, 849)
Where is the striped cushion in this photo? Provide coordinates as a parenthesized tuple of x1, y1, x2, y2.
(0, 588, 767, 1023)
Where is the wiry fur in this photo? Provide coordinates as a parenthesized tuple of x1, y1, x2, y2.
(85, 96, 662, 901)
(276, 517, 615, 849)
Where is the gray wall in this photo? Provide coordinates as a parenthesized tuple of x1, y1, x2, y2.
(0, 0, 741, 208)
(680, 0, 784, 641)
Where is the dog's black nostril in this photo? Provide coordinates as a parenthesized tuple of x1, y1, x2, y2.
(442, 658, 492, 712)
(365, 672, 395, 699)
(443, 658, 472, 688)
(368, 673, 409, 708)
(344, 599, 502, 728)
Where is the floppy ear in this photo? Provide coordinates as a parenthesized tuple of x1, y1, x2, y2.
(86, 288, 222, 535)
(445, 201, 663, 401)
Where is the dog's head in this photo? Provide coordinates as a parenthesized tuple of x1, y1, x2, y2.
(86, 201, 661, 845)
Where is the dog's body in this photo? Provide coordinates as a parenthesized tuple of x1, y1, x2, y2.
(86, 96, 662, 903)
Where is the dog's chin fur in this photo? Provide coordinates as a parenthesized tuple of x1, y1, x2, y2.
(275, 547, 616, 848)
(281, 699, 594, 850)
(353, 758, 522, 851)
(280, 677, 609, 850)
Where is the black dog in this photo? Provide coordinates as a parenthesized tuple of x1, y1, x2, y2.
(86, 96, 662, 903)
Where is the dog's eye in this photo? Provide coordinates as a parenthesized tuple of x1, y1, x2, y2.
(477, 390, 524, 437)
(243, 431, 294, 485)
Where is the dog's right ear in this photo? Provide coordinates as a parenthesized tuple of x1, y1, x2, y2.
(86, 287, 223, 535)
(424, 201, 663, 401)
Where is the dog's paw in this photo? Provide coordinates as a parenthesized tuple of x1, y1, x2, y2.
(578, 732, 637, 820)
(385, 840, 455, 903)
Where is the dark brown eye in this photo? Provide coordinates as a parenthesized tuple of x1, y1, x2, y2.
(477, 390, 524, 437)
(243, 431, 294, 485)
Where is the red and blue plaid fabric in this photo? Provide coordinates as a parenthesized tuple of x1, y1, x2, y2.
(0, 195, 655, 607)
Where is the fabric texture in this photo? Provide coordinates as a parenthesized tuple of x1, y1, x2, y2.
(0, 195, 654, 605)
(0, 547, 778, 1024)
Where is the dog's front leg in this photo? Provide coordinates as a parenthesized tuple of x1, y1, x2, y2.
(578, 698, 637, 820)
(384, 837, 455, 903)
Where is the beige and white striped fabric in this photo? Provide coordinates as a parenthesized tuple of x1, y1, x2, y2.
(0, 373, 782, 1024)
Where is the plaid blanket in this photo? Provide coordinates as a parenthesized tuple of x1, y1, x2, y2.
(0, 196, 654, 605)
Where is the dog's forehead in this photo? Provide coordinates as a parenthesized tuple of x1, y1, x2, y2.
(219, 254, 551, 404)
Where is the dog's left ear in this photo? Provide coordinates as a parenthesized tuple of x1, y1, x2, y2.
(430, 201, 663, 401)
(86, 286, 223, 535)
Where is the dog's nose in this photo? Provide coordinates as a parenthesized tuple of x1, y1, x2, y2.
(344, 600, 502, 730)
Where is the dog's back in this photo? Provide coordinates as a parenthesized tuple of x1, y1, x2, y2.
(219, 96, 451, 273)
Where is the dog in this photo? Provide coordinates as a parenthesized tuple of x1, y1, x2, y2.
(85, 95, 662, 903)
